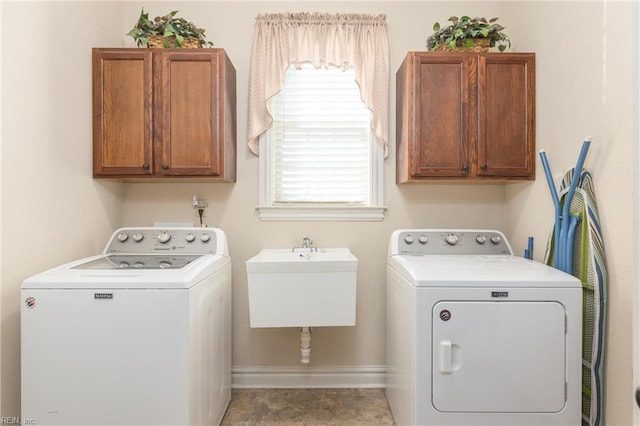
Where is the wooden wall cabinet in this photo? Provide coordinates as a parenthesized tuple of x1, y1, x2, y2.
(396, 51, 535, 183)
(92, 48, 236, 181)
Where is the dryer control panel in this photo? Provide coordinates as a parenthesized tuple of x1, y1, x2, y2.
(391, 229, 513, 256)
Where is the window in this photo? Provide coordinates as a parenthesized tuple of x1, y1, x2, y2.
(257, 65, 385, 221)
(249, 12, 389, 220)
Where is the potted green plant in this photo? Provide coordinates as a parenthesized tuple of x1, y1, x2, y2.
(127, 8, 214, 48)
(426, 16, 510, 52)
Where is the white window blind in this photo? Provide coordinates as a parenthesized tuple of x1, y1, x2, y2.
(270, 65, 372, 204)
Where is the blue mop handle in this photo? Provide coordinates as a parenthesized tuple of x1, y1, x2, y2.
(539, 149, 561, 267)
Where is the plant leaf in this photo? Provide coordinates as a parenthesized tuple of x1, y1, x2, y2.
(433, 22, 441, 31)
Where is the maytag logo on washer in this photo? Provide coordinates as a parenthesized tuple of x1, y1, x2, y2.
(25, 297, 36, 309)
(491, 291, 509, 298)
(94, 293, 114, 300)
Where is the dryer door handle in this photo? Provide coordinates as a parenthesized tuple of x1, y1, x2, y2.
(439, 340, 452, 374)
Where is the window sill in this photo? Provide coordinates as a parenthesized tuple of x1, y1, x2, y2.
(256, 205, 387, 221)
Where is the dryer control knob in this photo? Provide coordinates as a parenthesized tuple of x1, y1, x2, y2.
(132, 232, 144, 242)
(157, 231, 171, 244)
(185, 233, 196, 243)
(200, 233, 211, 243)
(445, 234, 459, 245)
(404, 234, 414, 244)
(117, 232, 128, 243)
(490, 235, 502, 245)
(476, 235, 487, 244)
(418, 234, 428, 244)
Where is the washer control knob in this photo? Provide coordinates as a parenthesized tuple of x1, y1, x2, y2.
(134, 262, 144, 269)
(445, 234, 459, 246)
(404, 234, 414, 244)
(117, 232, 128, 243)
(185, 233, 196, 243)
(490, 235, 502, 245)
(200, 233, 211, 243)
(157, 231, 171, 244)
(132, 232, 144, 242)
(418, 234, 428, 244)
(476, 235, 487, 245)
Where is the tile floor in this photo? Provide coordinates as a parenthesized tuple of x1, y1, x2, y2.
(221, 388, 395, 425)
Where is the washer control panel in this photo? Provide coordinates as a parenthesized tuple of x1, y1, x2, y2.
(394, 229, 512, 256)
(105, 227, 220, 255)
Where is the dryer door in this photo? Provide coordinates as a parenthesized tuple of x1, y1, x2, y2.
(432, 301, 566, 413)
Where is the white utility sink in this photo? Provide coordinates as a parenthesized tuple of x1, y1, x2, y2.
(246, 248, 357, 328)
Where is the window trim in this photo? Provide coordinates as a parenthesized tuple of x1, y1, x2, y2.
(256, 128, 386, 221)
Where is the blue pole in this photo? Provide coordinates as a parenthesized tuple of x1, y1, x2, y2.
(560, 139, 591, 273)
(565, 214, 580, 274)
(539, 150, 561, 268)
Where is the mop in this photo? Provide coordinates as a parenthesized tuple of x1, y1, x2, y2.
(540, 139, 608, 426)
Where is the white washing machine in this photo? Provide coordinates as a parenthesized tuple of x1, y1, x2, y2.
(21, 227, 232, 425)
(386, 229, 582, 426)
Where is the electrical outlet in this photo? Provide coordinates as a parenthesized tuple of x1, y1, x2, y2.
(192, 194, 208, 209)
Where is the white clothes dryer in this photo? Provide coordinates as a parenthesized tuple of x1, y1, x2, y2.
(21, 227, 232, 426)
(386, 229, 582, 426)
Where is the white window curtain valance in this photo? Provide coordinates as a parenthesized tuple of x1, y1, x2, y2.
(248, 12, 390, 157)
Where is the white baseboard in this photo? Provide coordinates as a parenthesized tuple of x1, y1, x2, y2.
(232, 365, 386, 389)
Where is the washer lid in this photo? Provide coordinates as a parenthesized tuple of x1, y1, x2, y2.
(22, 253, 229, 290)
(388, 254, 581, 287)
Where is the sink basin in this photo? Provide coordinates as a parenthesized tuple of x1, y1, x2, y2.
(246, 248, 357, 327)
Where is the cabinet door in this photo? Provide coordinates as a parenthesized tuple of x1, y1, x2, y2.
(477, 54, 535, 178)
(155, 51, 221, 176)
(93, 50, 153, 176)
(411, 54, 470, 178)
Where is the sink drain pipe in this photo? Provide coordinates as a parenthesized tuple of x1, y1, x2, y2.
(300, 327, 312, 364)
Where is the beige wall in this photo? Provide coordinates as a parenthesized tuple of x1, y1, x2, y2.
(504, 2, 635, 424)
(0, 1, 126, 417)
(1, 1, 636, 425)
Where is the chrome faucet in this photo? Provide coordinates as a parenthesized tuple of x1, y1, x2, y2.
(302, 237, 317, 252)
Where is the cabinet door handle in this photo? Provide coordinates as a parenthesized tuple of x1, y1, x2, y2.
(481, 164, 488, 171)
(462, 165, 469, 173)
(161, 164, 169, 170)
(142, 163, 150, 170)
